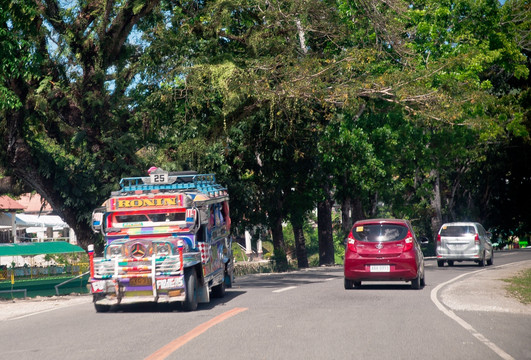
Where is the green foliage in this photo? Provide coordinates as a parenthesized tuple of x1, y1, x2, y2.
(283, 218, 319, 257)
(504, 268, 531, 305)
(231, 243, 247, 262)
(43, 253, 88, 266)
(0, 0, 529, 260)
(272, 248, 290, 272)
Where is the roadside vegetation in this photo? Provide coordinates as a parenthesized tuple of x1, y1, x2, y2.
(504, 268, 531, 305)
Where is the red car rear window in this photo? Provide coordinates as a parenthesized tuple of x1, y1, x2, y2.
(351, 224, 408, 242)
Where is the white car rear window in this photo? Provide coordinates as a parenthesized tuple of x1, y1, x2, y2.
(440, 225, 475, 237)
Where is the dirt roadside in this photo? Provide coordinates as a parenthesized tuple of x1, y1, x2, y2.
(0, 293, 91, 321)
(1, 260, 530, 321)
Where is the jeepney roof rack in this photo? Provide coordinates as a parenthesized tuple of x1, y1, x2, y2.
(114, 172, 228, 198)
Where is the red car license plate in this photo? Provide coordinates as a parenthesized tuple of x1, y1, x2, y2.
(370, 265, 390, 272)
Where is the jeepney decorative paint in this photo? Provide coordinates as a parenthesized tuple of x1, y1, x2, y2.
(108, 194, 185, 211)
(90, 170, 232, 309)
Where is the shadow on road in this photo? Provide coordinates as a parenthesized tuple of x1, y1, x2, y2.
(96, 289, 246, 314)
(344, 283, 418, 290)
(233, 268, 343, 289)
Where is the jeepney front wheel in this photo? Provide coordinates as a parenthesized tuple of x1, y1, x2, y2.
(224, 261, 233, 288)
(211, 280, 225, 298)
(182, 269, 198, 311)
(93, 294, 111, 313)
(94, 303, 111, 313)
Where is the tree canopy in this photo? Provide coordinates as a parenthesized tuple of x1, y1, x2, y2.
(1, 0, 529, 261)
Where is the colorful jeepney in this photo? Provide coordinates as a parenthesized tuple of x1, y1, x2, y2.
(89, 169, 233, 312)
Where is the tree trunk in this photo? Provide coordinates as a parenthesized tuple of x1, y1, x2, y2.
(292, 219, 309, 268)
(341, 195, 352, 237)
(269, 194, 286, 251)
(271, 213, 285, 251)
(318, 196, 335, 266)
(271, 215, 288, 270)
(430, 169, 443, 239)
(341, 196, 364, 236)
(351, 197, 364, 224)
(370, 191, 379, 217)
(269, 192, 288, 269)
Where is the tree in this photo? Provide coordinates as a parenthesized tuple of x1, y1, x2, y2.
(0, 0, 162, 250)
(2, 0, 529, 261)
(133, 0, 356, 267)
(399, 0, 530, 237)
(317, 180, 335, 265)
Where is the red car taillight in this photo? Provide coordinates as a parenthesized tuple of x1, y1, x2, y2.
(474, 233, 480, 245)
(436, 234, 441, 243)
(403, 231, 414, 251)
(347, 232, 357, 253)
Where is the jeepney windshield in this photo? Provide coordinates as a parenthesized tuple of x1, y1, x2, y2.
(109, 211, 187, 229)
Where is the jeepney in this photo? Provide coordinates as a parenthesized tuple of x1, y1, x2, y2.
(89, 168, 233, 312)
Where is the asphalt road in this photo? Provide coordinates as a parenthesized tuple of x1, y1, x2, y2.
(1, 249, 530, 360)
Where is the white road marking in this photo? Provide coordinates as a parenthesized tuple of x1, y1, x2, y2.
(273, 286, 297, 293)
(431, 267, 515, 360)
(10, 307, 60, 320)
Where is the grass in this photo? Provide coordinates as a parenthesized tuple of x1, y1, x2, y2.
(504, 268, 531, 305)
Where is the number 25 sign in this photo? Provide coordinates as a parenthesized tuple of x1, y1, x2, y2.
(150, 172, 169, 184)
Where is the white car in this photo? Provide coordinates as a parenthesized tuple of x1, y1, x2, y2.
(436, 222, 493, 267)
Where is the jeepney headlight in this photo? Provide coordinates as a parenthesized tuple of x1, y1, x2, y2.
(105, 244, 123, 258)
(155, 242, 172, 256)
(177, 239, 190, 252)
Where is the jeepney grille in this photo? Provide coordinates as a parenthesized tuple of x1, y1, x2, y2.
(93, 256, 181, 279)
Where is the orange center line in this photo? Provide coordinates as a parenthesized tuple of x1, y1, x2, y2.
(145, 307, 248, 360)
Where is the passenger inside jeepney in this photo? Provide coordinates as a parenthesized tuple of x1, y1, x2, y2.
(215, 206, 224, 226)
(148, 212, 185, 223)
(208, 207, 215, 229)
(208, 205, 224, 229)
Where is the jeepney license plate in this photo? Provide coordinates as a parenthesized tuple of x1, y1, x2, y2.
(370, 265, 390, 272)
(130, 277, 152, 286)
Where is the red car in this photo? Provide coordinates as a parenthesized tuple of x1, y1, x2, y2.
(344, 219, 425, 289)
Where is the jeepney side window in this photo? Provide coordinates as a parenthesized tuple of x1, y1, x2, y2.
(221, 201, 231, 232)
(196, 223, 207, 242)
(210, 204, 223, 227)
(199, 207, 209, 225)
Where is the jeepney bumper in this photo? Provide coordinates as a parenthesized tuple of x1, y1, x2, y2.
(90, 276, 186, 305)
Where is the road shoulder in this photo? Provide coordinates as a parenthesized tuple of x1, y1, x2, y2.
(0, 294, 91, 321)
(440, 260, 531, 314)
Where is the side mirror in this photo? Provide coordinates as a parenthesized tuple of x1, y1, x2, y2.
(419, 236, 429, 244)
(91, 207, 106, 233)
